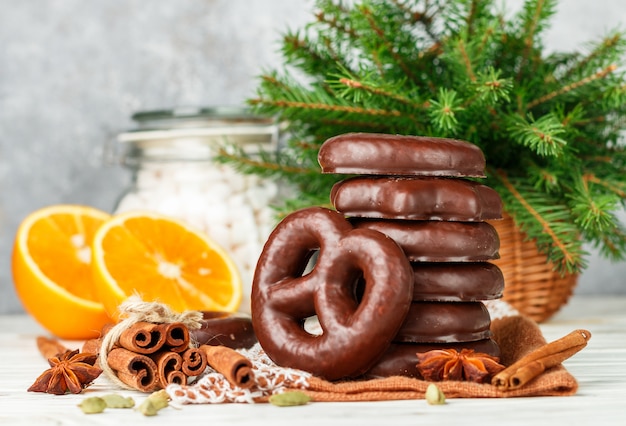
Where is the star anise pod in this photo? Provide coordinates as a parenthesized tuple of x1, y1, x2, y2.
(28, 349, 103, 395)
(416, 349, 505, 383)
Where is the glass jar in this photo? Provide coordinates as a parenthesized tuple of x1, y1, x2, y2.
(114, 107, 279, 314)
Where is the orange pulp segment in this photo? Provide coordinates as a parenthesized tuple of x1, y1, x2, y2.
(12, 204, 112, 340)
(91, 211, 243, 318)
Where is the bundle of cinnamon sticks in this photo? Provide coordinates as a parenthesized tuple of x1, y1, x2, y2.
(82, 321, 254, 393)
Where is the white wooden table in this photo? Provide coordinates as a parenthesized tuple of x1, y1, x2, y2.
(1, 296, 625, 426)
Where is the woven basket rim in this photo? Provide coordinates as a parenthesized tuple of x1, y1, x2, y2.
(488, 215, 577, 322)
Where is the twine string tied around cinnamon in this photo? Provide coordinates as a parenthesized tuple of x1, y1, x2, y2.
(98, 296, 203, 391)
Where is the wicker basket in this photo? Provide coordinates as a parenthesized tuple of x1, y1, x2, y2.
(488, 214, 578, 323)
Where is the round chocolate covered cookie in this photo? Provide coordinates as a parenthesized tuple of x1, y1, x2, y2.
(351, 219, 500, 262)
(318, 132, 486, 177)
(364, 339, 500, 379)
(411, 262, 504, 301)
(331, 176, 502, 221)
(395, 301, 492, 343)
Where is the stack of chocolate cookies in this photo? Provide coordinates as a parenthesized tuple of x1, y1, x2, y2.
(319, 132, 505, 378)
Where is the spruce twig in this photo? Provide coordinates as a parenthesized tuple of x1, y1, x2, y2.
(527, 64, 618, 109)
(221, 0, 626, 274)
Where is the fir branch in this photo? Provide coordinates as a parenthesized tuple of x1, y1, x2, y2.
(258, 73, 287, 89)
(216, 148, 309, 176)
(507, 113, 567, 157)
(563, 32, 624, 80)
(515, 0, 557, 81)
(327, 66, 429, 110)
(520, 0, 545, 63)
(473, 67, 513, 104)
(359, 4, 418, 83)
(428, 88, 464, 133)
(282, 31, 353, 78)
(584, 173, 626, 199)
(527, 64, 618, 109)
(251, 97, 405, 118)
(390, 0, 438, 41)
(568, 176, 619, 234)
(314, 9, 358, 40)
(477, 25, 496, 58)
(317, 117, 391, 130)
(528, 163, 560, 193)
(232, 0, 626, 272)
(592, 224, 626, 260)
(492, 170, 583, 272)
(465, 0, 480, 36)
(457, 38, 477, 82)
(252, 71, 420, 126)
(333, 77, 427, 109)
(558, 103, 585, 127)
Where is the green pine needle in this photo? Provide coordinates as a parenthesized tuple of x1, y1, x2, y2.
(507, 113, 568, 157)
(429, 88, 464, 133)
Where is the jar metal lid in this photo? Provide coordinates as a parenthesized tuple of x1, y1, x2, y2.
(128, 106, 275, 130)
(116, 106, 278, 164)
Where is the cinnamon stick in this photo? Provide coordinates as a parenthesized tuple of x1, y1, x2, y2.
(36, 336, 70, 359)
(492, 329, 591, 390)
(181, 347, 207, 377)
(82, 338, 101, 355)
(163, 322, 190, 352)
(151, 350, 186, 387)
(118, 322, 167, 354)
(200, 345, 254, 389)
(81, 323, 113, 356)
(107, 347, 159, 392)
(101, 323, 114, 336)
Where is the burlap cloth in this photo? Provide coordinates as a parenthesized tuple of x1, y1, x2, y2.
(167, 302, 580, 404)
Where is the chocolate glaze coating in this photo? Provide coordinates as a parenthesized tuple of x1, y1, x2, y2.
(331, 176, 502, 221)
(189, 311, 257, 349)
(351, 219, 500, 261)
(411, 262, 504, 301)
(364, 339, 500, 379)
(318, 133, 486, 177)
(395, 301, 492, 343)
(251, 207, 414, 380)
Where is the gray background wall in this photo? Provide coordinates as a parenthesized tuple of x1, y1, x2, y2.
(1, 0, 625, 314)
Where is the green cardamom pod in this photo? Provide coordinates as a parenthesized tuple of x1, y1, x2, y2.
(101, 393, 135, 409)
(137, 400, 159, 417)
(269, 391, 312, 407)
(137, 390, 170, 416)
(146, 389, 170, 410)
(78, 397, 107, 414)
(425, 383, 446, 405)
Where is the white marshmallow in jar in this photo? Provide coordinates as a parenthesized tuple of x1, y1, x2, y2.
(113, 106, 280, 314)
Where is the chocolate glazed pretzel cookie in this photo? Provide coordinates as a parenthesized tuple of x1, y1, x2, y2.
(251, 207, 414, 380)
(318, 132, 486, 177)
